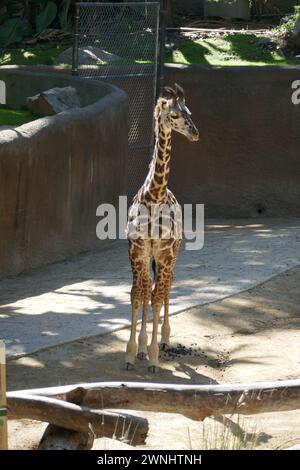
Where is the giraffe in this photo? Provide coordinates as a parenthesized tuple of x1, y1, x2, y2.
(125, 83, 199, 372)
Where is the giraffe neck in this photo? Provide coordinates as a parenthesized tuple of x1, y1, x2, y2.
(143, 105, 172, 204)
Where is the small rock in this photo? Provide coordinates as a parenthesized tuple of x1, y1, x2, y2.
(258, 38, 276, 51)
(258, 38, 271, 46)
(53, 46, 121, 66)
(27, 86, 81, 117)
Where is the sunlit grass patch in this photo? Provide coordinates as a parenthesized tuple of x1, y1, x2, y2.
(0, 106, 39, 127)
(166, 34, 300, 66)
(1, 34, 300, 68)
(0, 46, 66, 66)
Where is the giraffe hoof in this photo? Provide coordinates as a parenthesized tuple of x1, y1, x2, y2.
(125, 362, 134, 371)
(148, 365, 158, 374)
(137, 352, 147, 360)
(160, 343, 170, 352)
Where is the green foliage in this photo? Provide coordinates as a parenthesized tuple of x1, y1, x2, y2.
(35, 1, 58, 33)
(59, 0, 72, 31)
(0, 11, 8, 26)
(278, 5, 300, 33)
(0, 17, 23, 47)
(0, 0, 73, 46)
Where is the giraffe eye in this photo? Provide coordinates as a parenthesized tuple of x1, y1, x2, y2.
(171, 114, 179, 119)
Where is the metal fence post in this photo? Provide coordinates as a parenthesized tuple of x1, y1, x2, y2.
(0, 341, 8, 450)
(72, 3, 80, 76)
(157, 0, 166, 98)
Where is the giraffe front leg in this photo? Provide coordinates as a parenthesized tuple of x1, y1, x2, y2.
(125, 294, 141, 369)
(160, 243, 180, 351)
(161, 301, 171, 351)
(137, 302, 148, 360)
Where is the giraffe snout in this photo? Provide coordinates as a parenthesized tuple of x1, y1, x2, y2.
(189, 128, 200, 142)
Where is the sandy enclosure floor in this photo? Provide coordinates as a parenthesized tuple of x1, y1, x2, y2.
(2, 219, 300, 358)
(7, 265, 300, 450)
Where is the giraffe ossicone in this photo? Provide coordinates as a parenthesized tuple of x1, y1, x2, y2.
(125, 83, 199, 372)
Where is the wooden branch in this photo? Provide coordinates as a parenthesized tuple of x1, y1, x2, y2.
(9, 379, 300, 421)
(7, 393, 148, 446)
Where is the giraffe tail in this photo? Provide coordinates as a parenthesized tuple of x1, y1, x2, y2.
(151, 259, 156, 282)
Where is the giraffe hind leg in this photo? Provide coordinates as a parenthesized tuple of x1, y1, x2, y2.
(148, 261, 166, 372)
(148, 301, 161, 372)
(137, 264, 152, 360)
(160, 274, 172, 351)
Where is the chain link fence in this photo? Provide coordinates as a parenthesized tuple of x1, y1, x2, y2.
(73, 2, 163, 199)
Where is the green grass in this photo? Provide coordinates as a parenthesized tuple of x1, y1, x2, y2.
(0, 106, 39, 127)
(0, 45, 152, 67)
(1, 34, 300, 68)
(165, 34, 300, 66)
(197, 415, 263, 450)
(0, 45, 66, 66)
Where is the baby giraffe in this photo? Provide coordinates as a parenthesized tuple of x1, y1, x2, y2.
(126, 84, 199, 372)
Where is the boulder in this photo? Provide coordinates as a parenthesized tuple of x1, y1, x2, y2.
(257, 38, 276, 51)
(26, 87, 81, 117)
(53, 46, 120, 66)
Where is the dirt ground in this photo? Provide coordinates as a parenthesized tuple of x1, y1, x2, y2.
(7, 264, 300, 450)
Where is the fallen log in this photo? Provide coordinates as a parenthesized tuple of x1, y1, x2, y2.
(8, 379, 300, 421)
(7, 394, 148, 446)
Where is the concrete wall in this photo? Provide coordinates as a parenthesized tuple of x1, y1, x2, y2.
(171, 0, 204, 19)
(169, 0, 297, 21)
(0, 67, 128, 278)
(165, 64, 300, 217)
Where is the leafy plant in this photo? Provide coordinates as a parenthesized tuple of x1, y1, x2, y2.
(278, 5, 300, 33)
(59, 0, 71, 31)
(35, 1, 57, 33)
(0, 0, 74, 47)
(0, 17, 23, 47)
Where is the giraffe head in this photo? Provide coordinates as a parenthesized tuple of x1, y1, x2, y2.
(159, 83, 199, 142)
